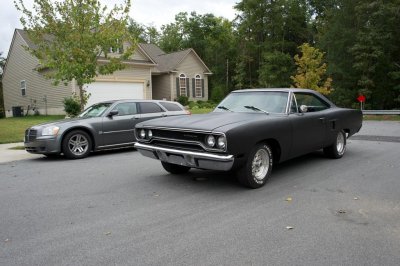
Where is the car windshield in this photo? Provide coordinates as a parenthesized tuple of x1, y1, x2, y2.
(79, 102, 112, 117)
(215, 91, 289, 114)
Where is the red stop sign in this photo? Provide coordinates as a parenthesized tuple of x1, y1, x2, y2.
(357, 95, 366, 103)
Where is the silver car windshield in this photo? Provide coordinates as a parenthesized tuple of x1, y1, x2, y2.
(215, 91, 289, 114)
(79, 102, 112, 117)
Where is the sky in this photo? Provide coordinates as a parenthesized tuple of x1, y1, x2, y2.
(0, 0, 238, 57)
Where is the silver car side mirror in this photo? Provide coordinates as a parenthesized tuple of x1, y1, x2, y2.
(108, 110, 119, 117)
(299, 105, 308, 113)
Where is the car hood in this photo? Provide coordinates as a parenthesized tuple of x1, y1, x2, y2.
(29, 117, 92, 129)
(138, 112, 272, 132)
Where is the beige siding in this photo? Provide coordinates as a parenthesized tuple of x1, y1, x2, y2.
(152, 75, 172, 100)
(131, 49, 149, 61)
(174, 52, 209, 101)
(3, 32, 72, 117)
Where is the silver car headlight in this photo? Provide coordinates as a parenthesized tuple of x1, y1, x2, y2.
(148, 129, 153, 138)
(217, 135, 226, 149)
(42, 126, 60, 136)
(206, 135, 215, 147)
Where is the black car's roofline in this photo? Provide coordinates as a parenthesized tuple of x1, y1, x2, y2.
(232, 88, 313, 93)
(231, 88, 336, 108)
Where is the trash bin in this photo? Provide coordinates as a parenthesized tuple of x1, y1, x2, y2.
(12, 106, 23, 117)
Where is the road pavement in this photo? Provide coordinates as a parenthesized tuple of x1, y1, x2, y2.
(0, 121, 399, 265)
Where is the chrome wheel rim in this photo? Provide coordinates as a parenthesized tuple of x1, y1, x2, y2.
(68, 134, 89, 156)
(251, 149, 270, 181)
(336, 132, 345, 155)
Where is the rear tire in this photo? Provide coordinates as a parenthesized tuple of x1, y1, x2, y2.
(236, 143, 273, 189)
(324, 130, 346, 159)
(62, 130, 92, 159)
(161, 162, 190, 174)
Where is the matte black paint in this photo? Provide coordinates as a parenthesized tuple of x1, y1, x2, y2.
(135, 89, 363, 171)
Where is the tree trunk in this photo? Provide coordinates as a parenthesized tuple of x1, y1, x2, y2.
(78, 84, 84, 111)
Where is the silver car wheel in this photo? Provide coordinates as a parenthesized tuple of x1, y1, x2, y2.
(251, 148, 270, 181)
(336, 132, 345, 155)
(68, 133, 89, 156)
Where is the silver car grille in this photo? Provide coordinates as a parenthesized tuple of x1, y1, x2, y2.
(25, 129, 37, 142)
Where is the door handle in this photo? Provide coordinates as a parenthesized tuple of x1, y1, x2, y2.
(319, 117, 326, 124)
(132, 116, 139, 119)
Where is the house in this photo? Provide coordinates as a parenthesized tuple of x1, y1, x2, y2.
(2, 29, 211, 117)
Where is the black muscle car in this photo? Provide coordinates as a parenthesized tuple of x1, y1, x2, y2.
(134, 89, 362, 188)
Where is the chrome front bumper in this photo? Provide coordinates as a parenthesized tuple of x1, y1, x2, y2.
(134, 143, 234, 171)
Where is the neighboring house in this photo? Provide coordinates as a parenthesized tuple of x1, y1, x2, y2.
(2, 29, 211, 117)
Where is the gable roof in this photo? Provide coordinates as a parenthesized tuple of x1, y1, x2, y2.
(10, 29, 210, 74)
(13, 29, 156, 67)
(139, 43, 211, 74)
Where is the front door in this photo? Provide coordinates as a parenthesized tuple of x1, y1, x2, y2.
(289, 92, 331, 157)
(100, 102, 140, 147)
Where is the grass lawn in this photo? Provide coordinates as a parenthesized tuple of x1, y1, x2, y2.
(363, 115, 400, 121)
(190, 108, 214, 114)
(0, 115, 65, 144)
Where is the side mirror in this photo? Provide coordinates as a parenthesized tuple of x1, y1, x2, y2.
(299, 105, 308, 113)
(108, 110, 119, 117)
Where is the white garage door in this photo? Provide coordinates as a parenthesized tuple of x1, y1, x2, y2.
(84, 82, 144, 107)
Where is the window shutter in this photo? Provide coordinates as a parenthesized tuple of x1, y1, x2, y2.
(192, 78, 195, 97)
(176, 77, 180, 98)
(186, 78, 190, 97)
(201, 79, 205, 98)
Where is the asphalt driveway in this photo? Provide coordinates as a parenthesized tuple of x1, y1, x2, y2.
(0, 121, 399, 265)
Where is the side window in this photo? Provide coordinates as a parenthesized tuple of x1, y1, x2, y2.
(290, 95, 298, 113)
(159, 102, 184, 111)
(21, 80, 26, 96)
(294, 93, 330, 112)
(139, 102, 165, 114)
(112, 102, 137, 116)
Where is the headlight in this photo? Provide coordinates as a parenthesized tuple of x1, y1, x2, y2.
(42, 126, 60, 136)
(206, 135, 215, 147)
(139, 129, 146, 139)
(148, 129, 153, 138)
(217, 135, 226, 149)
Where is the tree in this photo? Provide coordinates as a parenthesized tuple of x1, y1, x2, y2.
(291, 43, 332, 95)
(259, 51, 294, 88)
(15, 0, 135, 110)
(351, 0, 400, 109)
(233, 0, 311, 89)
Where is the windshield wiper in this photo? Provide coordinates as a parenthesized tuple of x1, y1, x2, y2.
(217, 106, 233, 112)
(244, 105, 269, 115)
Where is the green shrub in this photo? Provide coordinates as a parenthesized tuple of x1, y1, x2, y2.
(177, 95, 189, 106)
(63, 96, 81, 117)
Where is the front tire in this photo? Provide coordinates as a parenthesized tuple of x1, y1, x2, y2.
(324, 130, 346, 159)
(236, 143, 273, 189)
(161, 162, 190, 174)
(62, 130, 92, 159)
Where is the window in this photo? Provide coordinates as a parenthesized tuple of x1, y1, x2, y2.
(20, 80, 26, 96)
(139, 102, 165, 114)
(195, 74, 202, 98)
(179, 74, 187, 96)
(290, 95, 298, 113)
(109, 39, 123, 54)
(294, 93, 330, 112)
(159, 102, 184, 111)
(112, 102, 138, 116)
